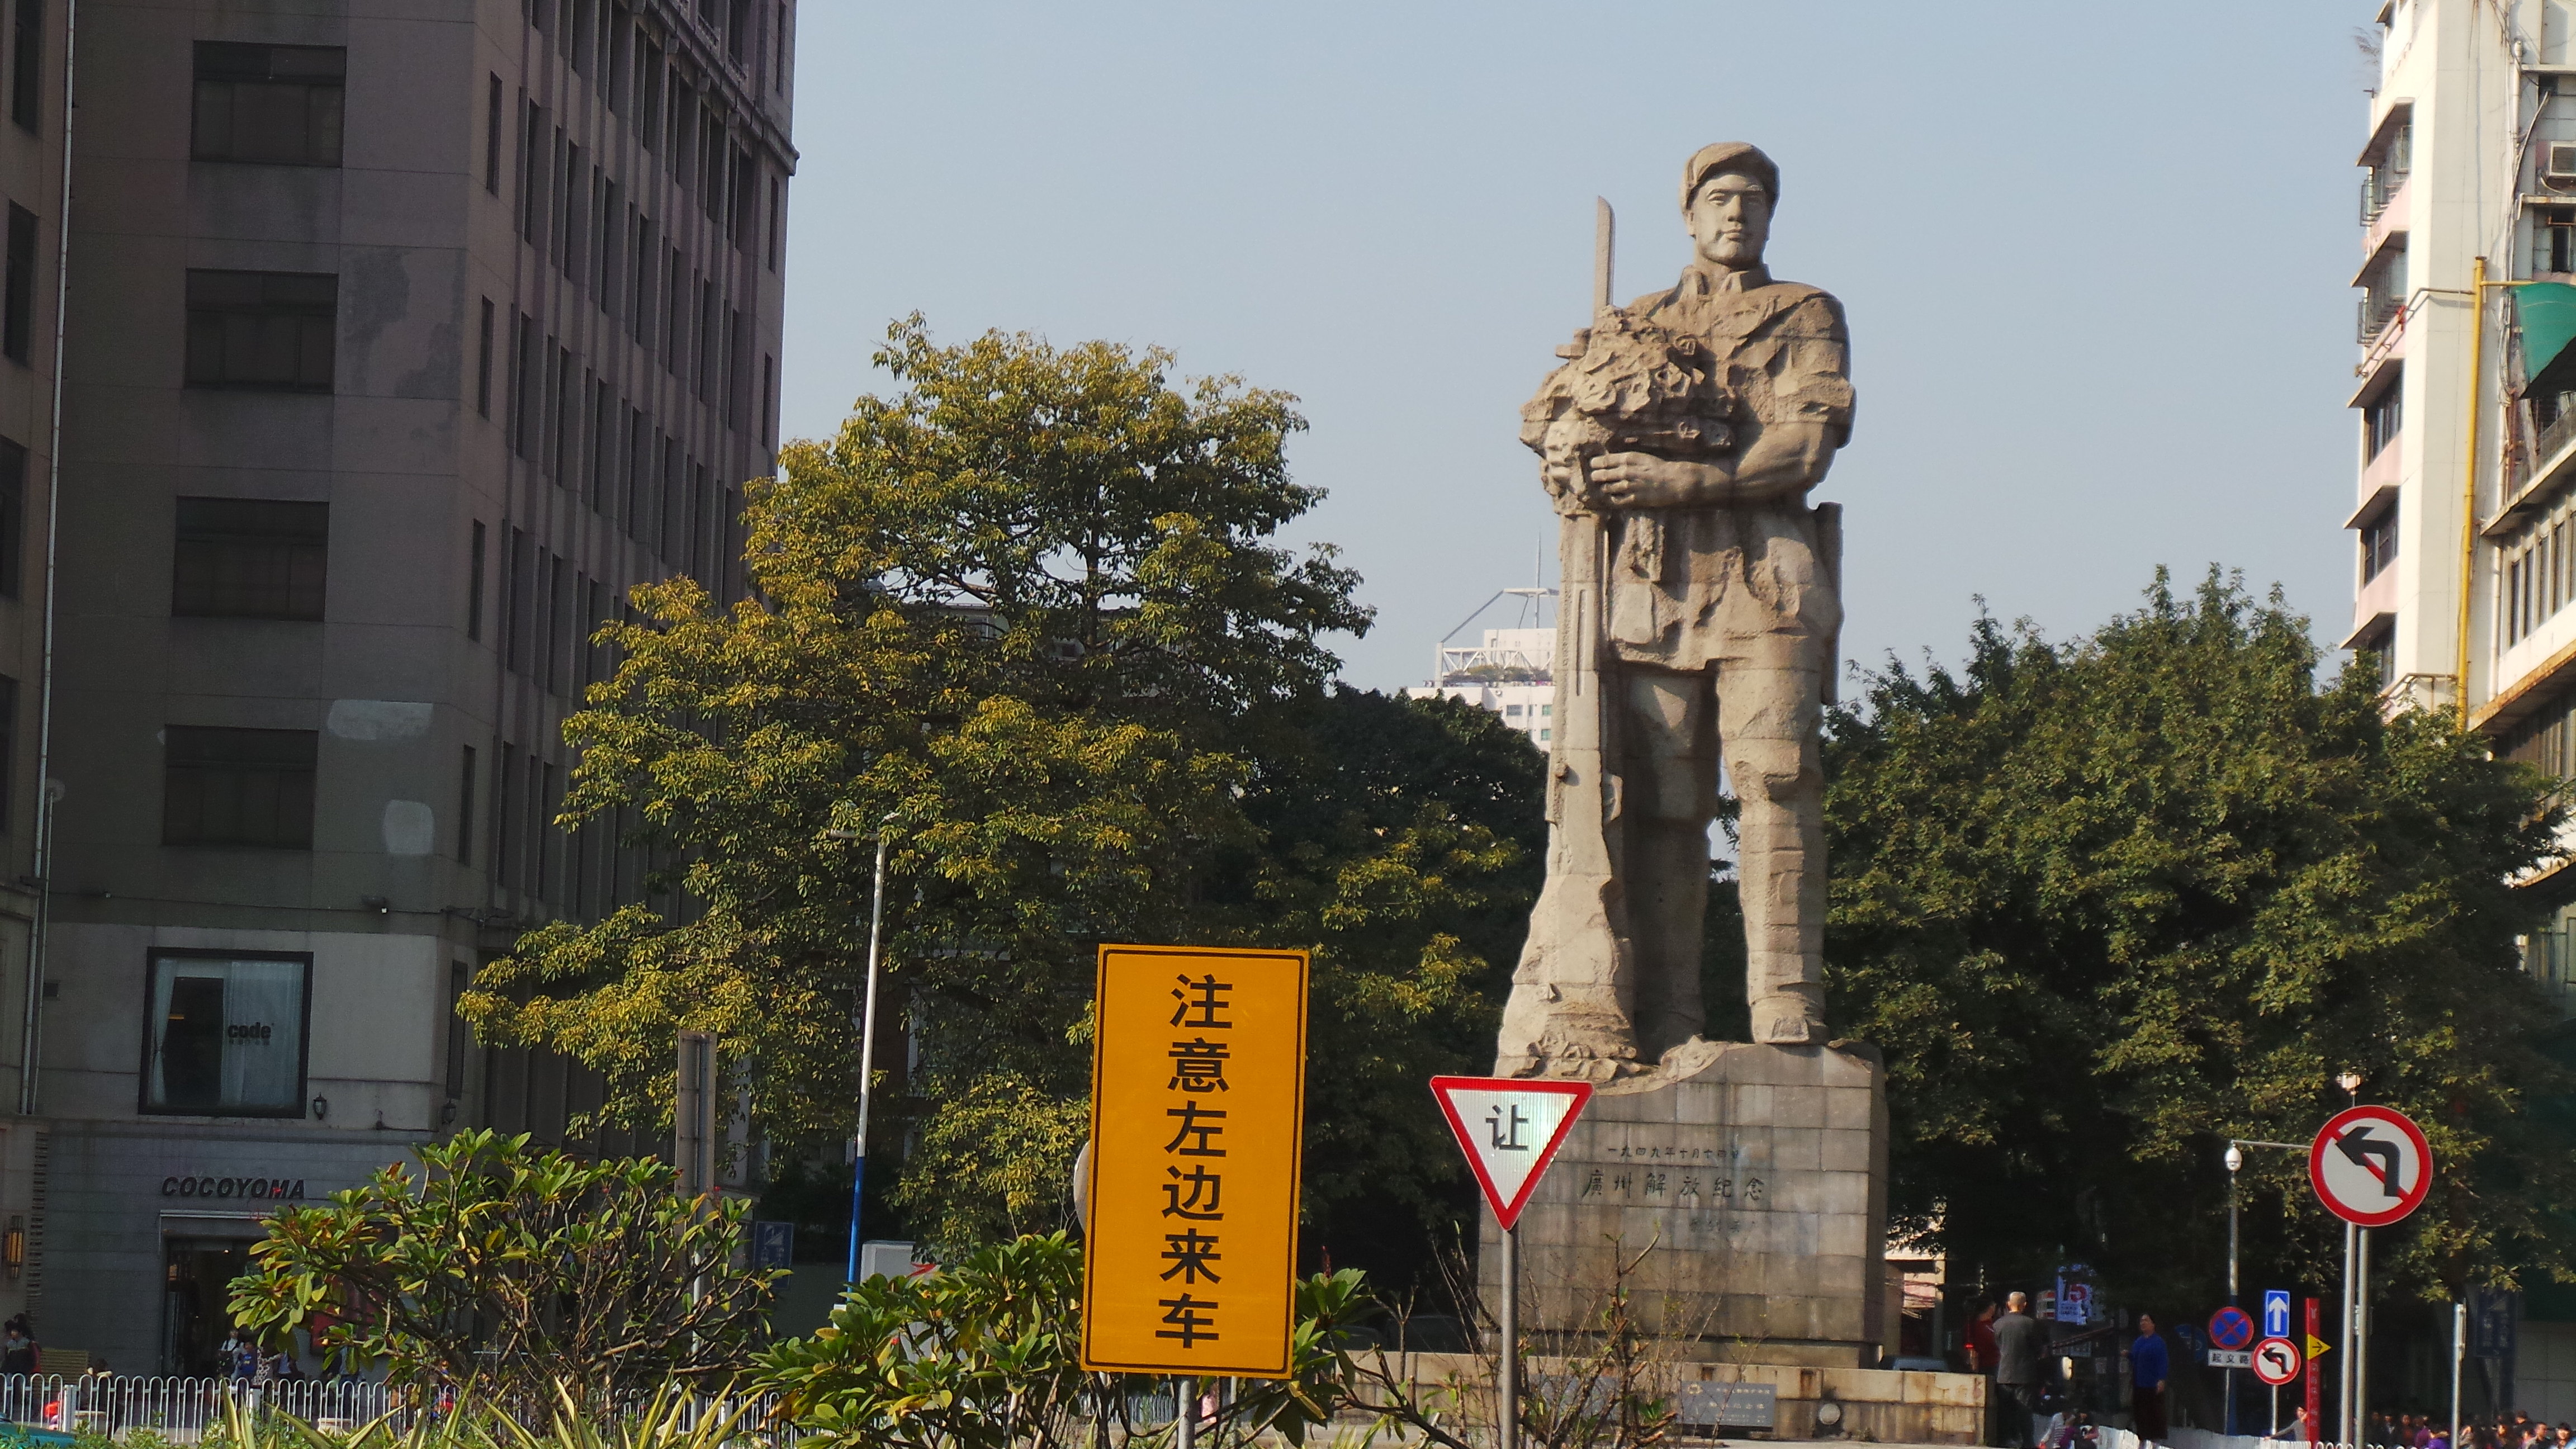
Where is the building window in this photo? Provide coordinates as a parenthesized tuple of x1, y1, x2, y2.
(0, 675, 16, 828)
(446, 962, 472, 1100)
(485, 74, 502, 193)
(0, 436, 22, 600)
(184, 270, 335, 392)
(468, 519, 486, 640)
(2362, 368, 2402, 458)
(2542, 210, 2576, 276)
(191, 44, 345, 167)
(476, 298, 495, 417)
(457, 744, 476, 866)
(141, 951, 310, 1116)
(2361, 510, 2399, 584)
(9, 0, 39, 134)
(172, 498, 326, 620)
(3, 203, 32, 365)
(162, 726, 318, 849)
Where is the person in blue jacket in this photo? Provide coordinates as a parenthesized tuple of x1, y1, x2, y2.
(2130, 1313, 2170, 1447)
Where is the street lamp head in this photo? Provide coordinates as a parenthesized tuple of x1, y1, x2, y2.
(2225, 1144, 2243, 1173)
(2338, 1071, 2364, 1097)
(823, 828, 864, 842)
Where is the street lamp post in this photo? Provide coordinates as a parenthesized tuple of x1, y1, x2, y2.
(2227, 1142, 2243, 1436)
(2223, 1137, 2305, 1436)
(831, 815, 898, 1284)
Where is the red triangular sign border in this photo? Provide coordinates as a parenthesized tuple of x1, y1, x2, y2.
(1428, 1075, 1595, 1231)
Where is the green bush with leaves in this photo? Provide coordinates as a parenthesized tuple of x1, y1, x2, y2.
(228, 1130, 780, 1413)
(755, 1232, 1422, 1449)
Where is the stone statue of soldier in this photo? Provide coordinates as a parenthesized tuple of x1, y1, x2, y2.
(1498, 142, 1854, 1079)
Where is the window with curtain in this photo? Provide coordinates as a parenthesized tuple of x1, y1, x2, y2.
(144, 953, 309, 1115)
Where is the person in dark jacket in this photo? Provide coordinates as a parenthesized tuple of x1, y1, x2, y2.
(2130, 1313, 2171, 1446)
(1995, 1292, 2047, 1448)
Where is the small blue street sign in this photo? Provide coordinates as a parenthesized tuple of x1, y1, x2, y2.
(2209, 1305, 2257, 1351)
(2263, 1290, 2292, 1339)
(754, 1220, 795, 1271)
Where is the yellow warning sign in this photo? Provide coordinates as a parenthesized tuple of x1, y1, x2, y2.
(2305, 1333, 2332, 1358)
(1079, 945, 1309, 1378)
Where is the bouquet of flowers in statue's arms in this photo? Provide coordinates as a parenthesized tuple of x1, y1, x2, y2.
(1522, 310, 1740, 515)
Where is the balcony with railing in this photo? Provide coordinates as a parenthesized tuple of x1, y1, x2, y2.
(2358, 291, 2407, 345)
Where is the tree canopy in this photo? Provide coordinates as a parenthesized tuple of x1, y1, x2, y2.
(1823, 571, 2576, 1307)
(465, 319, 1541, 1262)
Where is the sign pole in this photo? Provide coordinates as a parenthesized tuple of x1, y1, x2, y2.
(2305, 1296, 2323, 1446)
(2340, 1221, 2357, 1447)
(1499, 1223, 1519, 1449)
(1176, 1377, 1195, 1449)
(1424, 1076, 1590, 1449)
(2356, 1228, 2371, 1445)
(2450, 1301, 2465, 1449)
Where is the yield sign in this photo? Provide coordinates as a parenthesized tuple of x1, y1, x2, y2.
(2252, 1337, 2302, 1387)
(1429, 1076, 1593, 1230)
(2309, 1105, 2433, 1228)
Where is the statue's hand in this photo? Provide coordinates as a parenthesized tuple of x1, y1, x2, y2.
(1593, 452, 1723, 509)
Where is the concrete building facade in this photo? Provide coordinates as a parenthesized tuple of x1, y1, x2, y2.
(16, 0, 794, 1373)
(2346, 0, 2576, 1417)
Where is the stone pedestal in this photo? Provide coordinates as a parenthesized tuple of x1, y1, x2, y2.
(1481, 1040, 1891, 1368)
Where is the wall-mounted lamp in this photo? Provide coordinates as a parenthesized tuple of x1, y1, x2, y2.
(310, 1095, 329, 1121)
(441, 1100, 459, 1126)
(359, 897, 390, 916)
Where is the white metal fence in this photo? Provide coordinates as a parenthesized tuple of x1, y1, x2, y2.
(0, 1374, 798, 1443)
(0, 1372, 401, 1438)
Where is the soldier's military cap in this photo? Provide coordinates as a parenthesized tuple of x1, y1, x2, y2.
(1679, 142, 1780, 212)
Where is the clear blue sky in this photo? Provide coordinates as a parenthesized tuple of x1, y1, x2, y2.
(779, 2, 2376, 693)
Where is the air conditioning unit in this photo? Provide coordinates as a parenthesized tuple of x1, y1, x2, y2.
(2545, 143, 2576, 187)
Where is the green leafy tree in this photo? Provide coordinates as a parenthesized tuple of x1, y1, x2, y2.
(226, 1130, 778, 1411)
(1823, 570, 2576, 1306)
(466, 320, 1540, 1258)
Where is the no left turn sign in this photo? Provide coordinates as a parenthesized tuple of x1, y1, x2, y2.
(2309, 1105, 2433, 1228)
(2252, 1337, 2302, 1387)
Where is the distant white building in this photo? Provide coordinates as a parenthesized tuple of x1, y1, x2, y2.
(1403, 588, 1557, 749)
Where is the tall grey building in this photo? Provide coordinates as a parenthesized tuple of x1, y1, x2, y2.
(21, 0, 795, 1372)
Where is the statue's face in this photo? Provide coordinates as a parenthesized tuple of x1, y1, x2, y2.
(1687, 171, 1770, 269)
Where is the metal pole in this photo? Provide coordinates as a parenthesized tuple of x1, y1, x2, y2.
(2342, 1221, 2358, 1448)
(2356, 1228, 2373, 1447)
(843, 822, 893, 1284)
(1500, 1223, 1519, 1449)
(1176, 1377, 1196, 1449)
(2228, 1164, 2241, 1436)
(2452, 1301, 2466, 1449)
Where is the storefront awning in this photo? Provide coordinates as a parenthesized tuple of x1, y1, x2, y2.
(2521, 282, 2576, 392)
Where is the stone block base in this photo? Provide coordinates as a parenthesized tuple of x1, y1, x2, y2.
(1481, 1040, 1892, 1366)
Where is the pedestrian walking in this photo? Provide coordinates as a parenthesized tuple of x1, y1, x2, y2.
(2129, 1312, 2170, 1448)
(1995, 1291, 2047, 1449)
(1963, 1300, 2000, 1443)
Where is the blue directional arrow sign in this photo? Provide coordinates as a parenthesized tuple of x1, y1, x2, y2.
(2263, 1290, 2291, 1340)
